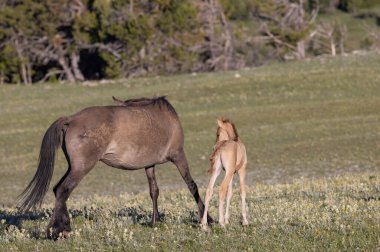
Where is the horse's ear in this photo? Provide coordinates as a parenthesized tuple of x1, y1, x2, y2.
(217, 118, 224, 128)
(112, 96, 125, 105)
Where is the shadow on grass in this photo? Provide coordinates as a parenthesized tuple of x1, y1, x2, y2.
(69, 206, 194, 226)
(0, 210, 45, 229)
(0, 209, 47, 239)
(116, 207, 204, 228)
(116, 207, 201, 227)
(0, 206, 205, 241)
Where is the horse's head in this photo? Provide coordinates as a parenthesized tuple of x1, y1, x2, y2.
(216, 118, 239, 142)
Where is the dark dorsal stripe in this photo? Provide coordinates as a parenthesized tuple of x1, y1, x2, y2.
(112, 96, 177, 115)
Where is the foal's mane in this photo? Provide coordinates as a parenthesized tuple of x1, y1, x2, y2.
(112, 96, 177, 115)
(216, 118, 239, 142)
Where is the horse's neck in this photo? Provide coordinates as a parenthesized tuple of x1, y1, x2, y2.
(214, 139, 227, 149)
(217, 135, 239, 142)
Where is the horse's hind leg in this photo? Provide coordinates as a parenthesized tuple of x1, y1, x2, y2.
(238, 164, 248, 226)
(145, 166, 159, 225)
(218, 168, 235, 227)
(201, 158, 222, 229)
(171, 148, 213, 223)
(224, 178, 233, 225)
(47, 144, 97, 239)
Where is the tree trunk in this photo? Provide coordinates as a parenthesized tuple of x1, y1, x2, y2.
(339, 24, 346, 55)
(58, 56, 75, 82)
(297, 40, 305, 59)
(330, 37, 336, 56)
(328, 0, 339, 12)
(14, 39, 31, 85)
(71, 52, 84, 81)
(129, 0, 133, 13)
(20, 62, 29, 85)
(205, 0, 216, 68)
(26, 61, 32, 84)
(219, 4, 232, 71)
(56, 45, 75, 82)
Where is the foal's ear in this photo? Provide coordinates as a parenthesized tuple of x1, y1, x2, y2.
(112, 96, 125, 105)
(217, 118, 224, 128)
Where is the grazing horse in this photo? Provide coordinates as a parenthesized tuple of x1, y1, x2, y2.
(201, 118, 248, 229)
(17, 96, 211, 239)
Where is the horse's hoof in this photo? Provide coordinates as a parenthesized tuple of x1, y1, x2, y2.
(46, 226, 72, 240)
(242, 220, 249, 226)
(47, 229, 59, 240)
(60, 230, 72, 239)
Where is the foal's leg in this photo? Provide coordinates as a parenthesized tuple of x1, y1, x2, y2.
(145, 166, 159, 225)
(238, 164, 248, 226)
(171, 148, 212, 223)
(218, 168, 235, 227)
(224, 178, 233, 225)
(218, 150, 236, 227)
(201, 158, 222, 229)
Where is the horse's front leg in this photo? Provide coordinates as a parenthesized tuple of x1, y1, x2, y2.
(145, 166, 159, 225)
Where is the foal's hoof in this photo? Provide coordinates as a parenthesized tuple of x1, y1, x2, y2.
(242, 220, 249, 226)
(200, 223, 209, 231)
(219, 222, 226, 228)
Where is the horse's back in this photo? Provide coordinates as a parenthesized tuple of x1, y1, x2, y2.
(64, 105, 183, 170)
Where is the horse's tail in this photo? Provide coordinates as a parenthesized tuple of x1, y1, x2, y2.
(208, 140, 227, 175)
(17, 117, 68, 212)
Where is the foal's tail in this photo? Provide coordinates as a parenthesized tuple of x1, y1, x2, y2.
(17, 117, 68, 212)
(208, 140, 227, 175)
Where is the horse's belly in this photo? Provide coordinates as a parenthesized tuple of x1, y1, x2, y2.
(101, 140, 168, 169)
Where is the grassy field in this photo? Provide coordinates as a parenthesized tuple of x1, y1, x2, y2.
(0, 52, 380, 250)
(1, 174, 379, 251)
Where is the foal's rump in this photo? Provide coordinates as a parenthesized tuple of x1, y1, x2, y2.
(210, 140, 246, 174)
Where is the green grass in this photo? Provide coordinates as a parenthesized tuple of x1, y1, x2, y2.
(0, 174, 379, 251)
(0, 53, 380, 250)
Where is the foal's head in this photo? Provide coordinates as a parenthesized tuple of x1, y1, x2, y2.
(216, 118, 239, 142)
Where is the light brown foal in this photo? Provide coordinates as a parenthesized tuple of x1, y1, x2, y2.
(201, 118, 248, 229)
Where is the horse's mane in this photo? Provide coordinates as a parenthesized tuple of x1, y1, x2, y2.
(216, 118, 239, 142)
(112, 96, 177, 115)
